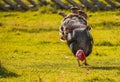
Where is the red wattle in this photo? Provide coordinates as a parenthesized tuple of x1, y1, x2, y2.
(76, 49, 86, 61)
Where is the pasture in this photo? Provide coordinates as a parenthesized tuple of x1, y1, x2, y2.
(0, 10, 120, 82)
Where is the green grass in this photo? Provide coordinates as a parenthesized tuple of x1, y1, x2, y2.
(0, 10, 120, 82)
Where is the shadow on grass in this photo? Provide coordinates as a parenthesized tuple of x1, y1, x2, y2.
(37, 62, 120, 71)
(93, 21, 120, 29)
(88, 65, 120, 70)
(102, 21, 120, 27)
(95, 41, 115, 46)
(0, 66, 19, 78)
(10, 28, 58, 33)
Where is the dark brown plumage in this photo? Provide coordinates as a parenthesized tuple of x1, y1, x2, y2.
(60, 16, 94, 66)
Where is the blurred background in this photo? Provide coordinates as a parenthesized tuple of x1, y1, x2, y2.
(0, 0, 120, 12)
(0, 0, 120, 82)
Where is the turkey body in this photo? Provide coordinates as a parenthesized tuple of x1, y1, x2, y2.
(67, 28, 93, 57)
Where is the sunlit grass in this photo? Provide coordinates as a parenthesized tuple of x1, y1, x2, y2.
(0, 10, 120, 81)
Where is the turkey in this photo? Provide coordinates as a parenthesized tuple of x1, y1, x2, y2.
(59, 16, 94, 66)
